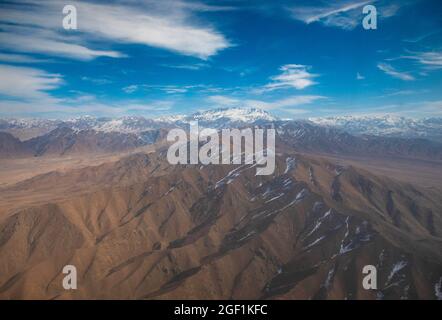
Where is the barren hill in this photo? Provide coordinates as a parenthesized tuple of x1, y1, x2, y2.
(0, 146, 441, 299)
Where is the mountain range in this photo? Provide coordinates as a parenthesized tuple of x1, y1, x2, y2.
(309, 115, 442, 142)
(0, 138, 441, 299)
(0, 107, 441, 300)
(1, 108, 442, 161)
(2, 108, 442, 140)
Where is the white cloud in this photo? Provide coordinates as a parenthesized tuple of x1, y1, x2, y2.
(262, 64, 318, 92)
(0, 63, 174, 117)
(377, 63, 414, 81)
(289, 1, 401, 30)
(402, 30, 441, 43)
(161, 63, 210, 70)
(400, 51, 442, 70)
(294, 1, 369, 23)
(0, 53, 50, 64)
(0, 64, 63, 99)
(0, 90, 175, 118)
(0, 99, 172, 118)
(290, 1, 370, 30)
(0, 25, 124, 61)
(81, 76, 112, 85)
(0, 0, 230, 60)
(356, 72, 365, 80)
(122, 84, 212, 94)
(380, 89, 427, 97)
(123, 85, 140, 94)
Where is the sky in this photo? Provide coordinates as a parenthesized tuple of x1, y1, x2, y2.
(0, 0, 441, 119)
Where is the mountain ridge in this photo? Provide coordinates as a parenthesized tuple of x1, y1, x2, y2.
(1, 108, 442, 161)
(309, 115, 442, 141)
(0, 146, 441, 299)
(2, 108, 442, 141)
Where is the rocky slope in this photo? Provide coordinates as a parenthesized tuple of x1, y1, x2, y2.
(0, 132, 33, 158)
(2, 112, 442, 161)
(0, 147, 441, 299)
(309, 115, 442, 142)
(275, 121, 442, 160)
(0, 127, 165, 158)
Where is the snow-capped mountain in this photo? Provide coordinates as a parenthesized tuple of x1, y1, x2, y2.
(186, 107, 278, 123)
(0, 107, 276, 134)
(2, 109, 442, 144)
(62, 108, 277, 132)
(274, 120, 442, 160)
(64, 115, 162, 134)
(309, 115, 442, 141)
(176, 107, 279, 129)
(0, 118, 61, 130)
(154, 114, 187, 124)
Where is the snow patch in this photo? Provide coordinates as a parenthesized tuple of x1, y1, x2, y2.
(387, 260, 407, 284)
(284, 157, 297, 174)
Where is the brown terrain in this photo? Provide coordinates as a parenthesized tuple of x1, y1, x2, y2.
(0, 133, 441, 300)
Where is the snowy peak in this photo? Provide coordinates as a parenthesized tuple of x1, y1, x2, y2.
(188, 107, 278, 123)
(309, 115, 416, 127)
(0, 107, 278, 136)
(0, 118, 61, 129)
(63, 115, 162, 134)
(3, 111, 442, 142)
(65, 107, 278, 130)
(309, 115, 442, 141)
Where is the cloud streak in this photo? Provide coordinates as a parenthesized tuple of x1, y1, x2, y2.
(261, 64, 318, 92)
(377, 63, 414, 81)
(289, 1, 401, 30)
(0, 0, 231, 60)
(400, 51, 442, 70)
(0, 64, 63, 99)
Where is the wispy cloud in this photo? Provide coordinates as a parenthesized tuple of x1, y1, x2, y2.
(81, 76, 112, 85)
(402, 29, 441, 43)
(356, 72, 365, 80)
(0, 64, 63, 100)
(261, 64, 318, 92)
(0, 53, 51, 64)
(289, 1, 401, 30)
(0, 24, 124, 61)
(399, 51, 442, 70)
(161, 63, 210, 70)
(379, 89, 428, 97)
(123, 85, 140, 94)
(0, 98, 174, 118)
(0, 62, 175, 118)
(0, 0, 231, 60)
(377, 62, 414, 81)
(123, 84, 215, 94)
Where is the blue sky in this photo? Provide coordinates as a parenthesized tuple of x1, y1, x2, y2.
(0, 0, 441, 119)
